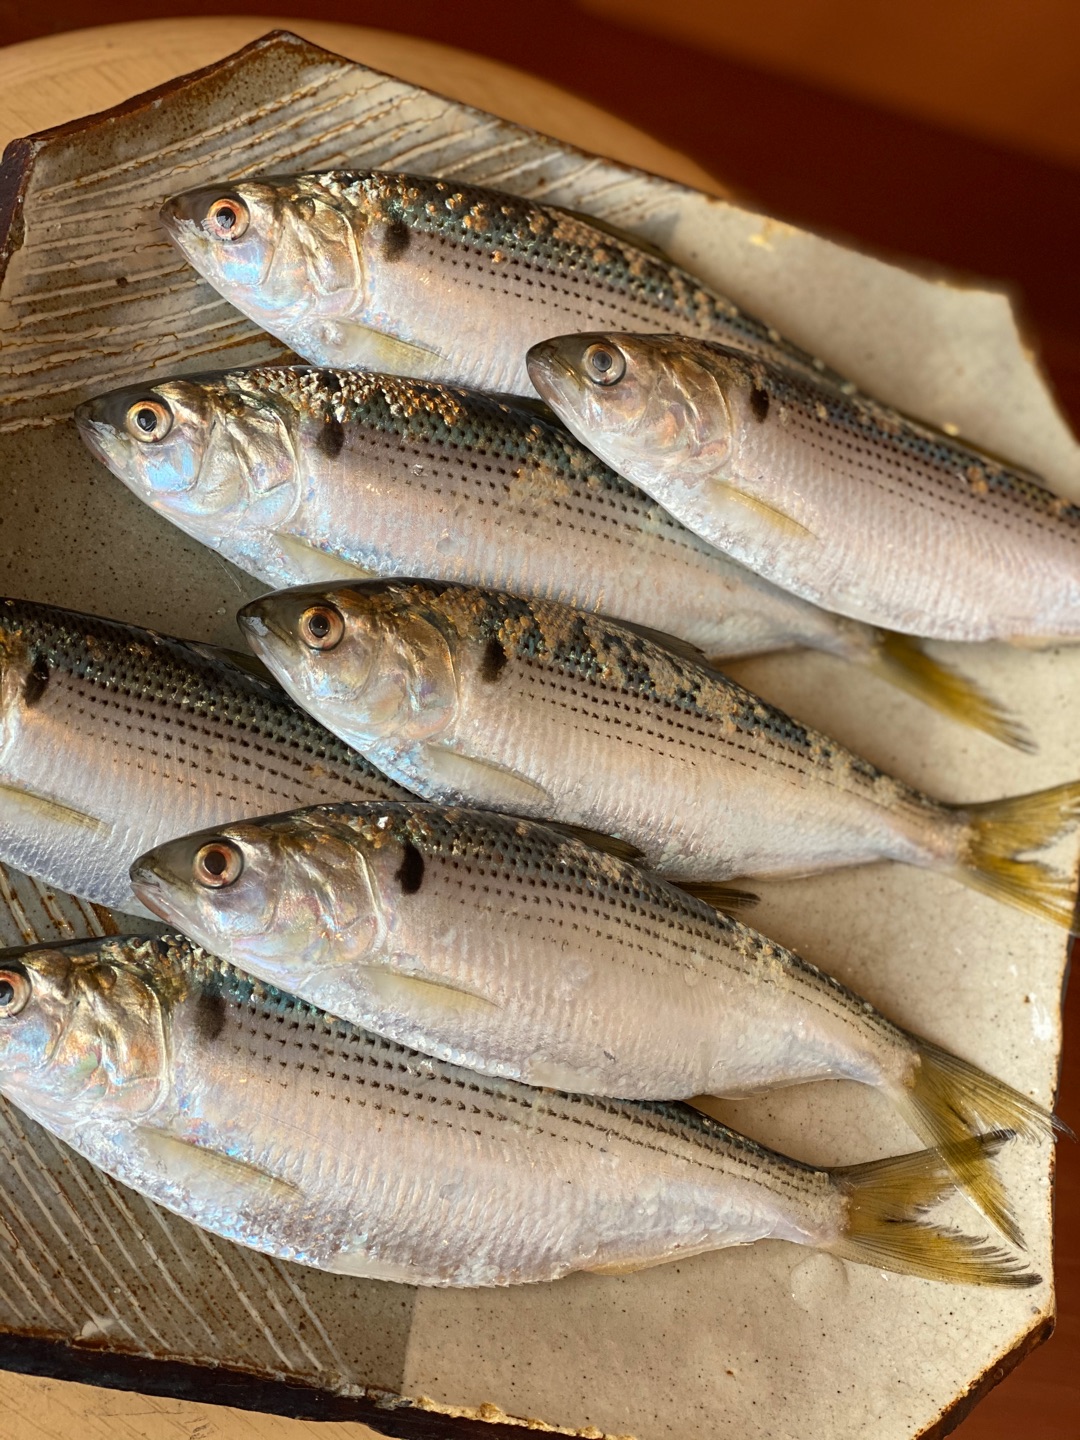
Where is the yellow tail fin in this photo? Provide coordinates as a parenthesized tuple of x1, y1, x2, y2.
(828, 1133, 1038, 1287)
(953, 781, 1080, 928)
(866, 631, 1033, 752)
(890, 1035, 1063, 1245)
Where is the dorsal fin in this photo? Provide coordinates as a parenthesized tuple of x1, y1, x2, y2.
(550, 206, 674, 265)
(598, 615, 711, 667)
(537, 821, 644, 864)
(185, 641, 279, 689)
(487, 392, 564, 426)
(671, 881, 759, 914)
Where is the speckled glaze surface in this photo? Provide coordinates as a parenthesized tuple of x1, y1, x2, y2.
(0, 27, 1077, 1440)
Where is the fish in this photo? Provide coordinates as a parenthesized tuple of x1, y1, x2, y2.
(130, 800, 1060, 1244)
(0, 597, 407, 915)
(157, 170, 845, 395)
(74, 365, 1025, 746)
(526, 333, 1080, 645)
(0, 931, 1039, 1287)
(236, 580, 1080, 929)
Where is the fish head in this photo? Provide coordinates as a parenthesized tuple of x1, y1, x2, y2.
(238, 582, 459, 755)
(526, 333, 736, 486)
(130, 811, 386, 978)
(0, 936, 170, 1126)
(75, 375, 300, 550)
(160, 176, 371, 359)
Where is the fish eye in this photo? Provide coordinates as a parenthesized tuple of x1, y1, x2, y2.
(204, 196, 250, 241)
(299, 604, 345, 651)
(193, 840, 244, 888)
(125, 398, 172, 443)
(0, 969, 31, 1018)
(582, 342, 626, 387)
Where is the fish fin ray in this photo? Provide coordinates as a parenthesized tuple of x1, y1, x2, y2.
(422, 745, 551, 810)
(597, 616, 711, 666)
(952, 781, 1080, 927)
(670, 881, 759, 913)
(708, 479, 812, 538)
(867, 632, 1034, 751)
(315, 320, 441, 372)
(0, 781, 110, 835)
(535, 822, 643, 863)
(270, 531, 379, 583)
(365, 966, 500, 1017)
(184, 642, 279, 689)
(889, 1036, 1062, 1244)
(135, 1126, 300, 1203)
(828, 1132, 1038, 1286)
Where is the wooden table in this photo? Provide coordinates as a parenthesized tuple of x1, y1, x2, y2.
(0, 15, 1076, 1440)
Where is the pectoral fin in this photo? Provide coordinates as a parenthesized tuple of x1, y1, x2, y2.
(0, 781, 109, 835)
(136, 1126, 299, 1205)
(422, 745, 551, 810)
(365, 967, 500, 1017)
(271, 531, 379, 584)
(316, 320, 442, 373)
(709, 479, 812, 539)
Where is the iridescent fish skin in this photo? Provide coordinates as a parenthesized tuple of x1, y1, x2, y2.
(159, 171, 838, 395)
(75, 365, 882, 664)
(237, 580, 1080, 930)
(0, 597, 406, 914)
(527, 333, 1080, 644)
(0, 932, 1038, 1288)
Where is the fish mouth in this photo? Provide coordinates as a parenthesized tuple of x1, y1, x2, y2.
(73, 405, 115, 465)
(128, 855, 177, 922)
(526, 340, 581, 406)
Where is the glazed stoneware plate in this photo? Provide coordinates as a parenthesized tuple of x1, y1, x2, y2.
(0, 25, 1077, 1440)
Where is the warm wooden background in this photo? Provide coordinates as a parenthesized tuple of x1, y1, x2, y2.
(0, 5, 1077, 1437)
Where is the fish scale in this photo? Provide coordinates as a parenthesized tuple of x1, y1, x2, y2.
(133, 800, 914, 1104)
(157, 169, 842, 396)
(76, 365, 896, 673)
(239, 578, 1080, 931)
(527, 334, 1080, 643)
(0, 597, 407, 914)
(0, 933, 1038, 1288)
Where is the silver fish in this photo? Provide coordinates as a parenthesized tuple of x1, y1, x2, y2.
(527, 333, 1080, 645)
(158, 171, 842, 395)
(0, 597, 406, 914)
(0, 932, 1037, 1288)
(74, 365, 1022, 744)
(130, 800, 1057, 1244)
(236, 580, 1080, 929)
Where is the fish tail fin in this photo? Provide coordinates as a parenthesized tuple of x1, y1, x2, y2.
(951, 781, 1080, 928)
(889, 1035, 1063, 1245)
(862, 630, 1034, 751)
(827, 1133, 1039, 1287)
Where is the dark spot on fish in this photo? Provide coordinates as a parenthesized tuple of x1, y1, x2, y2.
(396, 842, 425, 894)
(320, 373, 342, 395)
(480, 636, 508, 682)
(318, 412, 345, 460)
(381, 219, 411, 262)
(194, 990, 227, 1044)
(750, 386, 770, 422)
(23, 655, 50, 707)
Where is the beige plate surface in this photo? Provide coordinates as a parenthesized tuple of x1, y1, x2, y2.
(0, 19, 1077, 1440)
